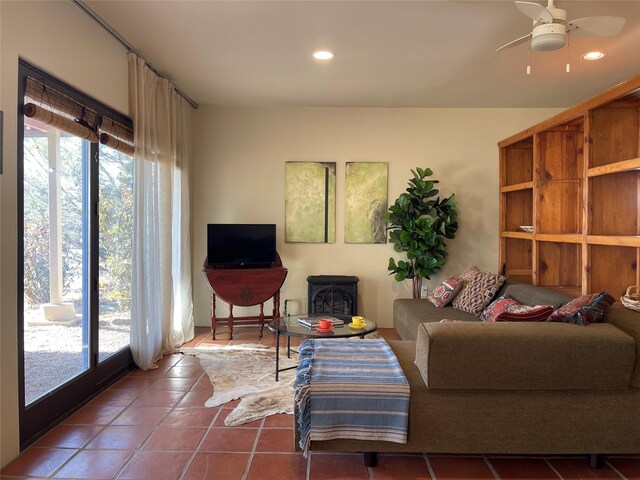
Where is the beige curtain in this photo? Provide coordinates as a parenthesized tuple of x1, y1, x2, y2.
(128, 52, 194, 370)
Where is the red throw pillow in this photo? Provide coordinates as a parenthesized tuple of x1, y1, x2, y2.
(480, 296, 519, 322)
(496, 304, 554, 322)
(481, 296, 553, 322)
(428, 276, 463, 307)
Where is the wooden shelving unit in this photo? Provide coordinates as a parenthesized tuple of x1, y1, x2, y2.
(499, 137, 535, 286)
(499, 74, 640, 298)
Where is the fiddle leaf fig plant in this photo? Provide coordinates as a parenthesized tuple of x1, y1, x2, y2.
(385, 167, 458, 299)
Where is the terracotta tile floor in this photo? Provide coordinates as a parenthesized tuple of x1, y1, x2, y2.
(2, 326, 639, 479)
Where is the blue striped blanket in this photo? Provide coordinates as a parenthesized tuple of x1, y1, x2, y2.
(294, 339, 410, 455)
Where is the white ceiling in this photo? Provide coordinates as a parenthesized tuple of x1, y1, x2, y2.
(85, 0, 640, 108)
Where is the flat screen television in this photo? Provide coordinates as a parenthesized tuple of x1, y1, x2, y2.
(207, 224, 276, 268)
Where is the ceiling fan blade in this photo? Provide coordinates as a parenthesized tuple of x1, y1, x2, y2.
(515, 1, 553, 24)
(496, 33, 533, 52)
(568, 16, 626, 36)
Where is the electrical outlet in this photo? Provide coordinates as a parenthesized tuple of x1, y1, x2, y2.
(283, 299, 302, 316)
(420, 285, 428, 299)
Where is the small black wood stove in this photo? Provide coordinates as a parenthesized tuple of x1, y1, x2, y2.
(307, 275, 359, 316)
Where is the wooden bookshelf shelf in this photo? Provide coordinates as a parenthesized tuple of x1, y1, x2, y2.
(499, 74, 640, 298)
(587, 235, 640, 248)
(501, 231, 533, 240)
(535, 233, 582, 244)
(500, 181, 534, 193)
(587, 157, 640, 177)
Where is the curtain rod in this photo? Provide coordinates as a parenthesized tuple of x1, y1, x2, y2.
(71, 0, 199, 110)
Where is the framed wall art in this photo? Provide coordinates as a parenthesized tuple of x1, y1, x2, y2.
(344, 162, 388, 244)
(285, 161, 336, 243)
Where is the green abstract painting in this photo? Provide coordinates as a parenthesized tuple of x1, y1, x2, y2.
(345, 162, 388, 244)
(285, 162, 336, 243)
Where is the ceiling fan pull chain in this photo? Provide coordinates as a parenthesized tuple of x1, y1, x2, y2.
(565, 31, 571, 73)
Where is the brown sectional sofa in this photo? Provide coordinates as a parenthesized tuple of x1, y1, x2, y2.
(297, 281, 640, 466)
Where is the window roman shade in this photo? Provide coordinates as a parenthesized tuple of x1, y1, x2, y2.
(25, 77, 99, 142)
(23, 102, 99, 142)
(24, 76, 134, 156)
(100, 117, 134, 156)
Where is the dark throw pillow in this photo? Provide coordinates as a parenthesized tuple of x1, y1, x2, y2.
(548, 291, 616, 326)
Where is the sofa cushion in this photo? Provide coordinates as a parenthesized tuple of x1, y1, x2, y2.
(605, 303, 640, 388)
(500, 282, 572, 310)
(393, 299, 480, 341)
(451, 268, 507, 316)
(549, 291, 616, 326)
(415, 321, 636, 390)
(427, 276, 463, 307)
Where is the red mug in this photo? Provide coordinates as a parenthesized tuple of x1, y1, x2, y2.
(319, 318, 332, 329)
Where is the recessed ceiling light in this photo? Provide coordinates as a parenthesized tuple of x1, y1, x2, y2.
(312, 50, 335, 61)
(581, 51, 606, 61)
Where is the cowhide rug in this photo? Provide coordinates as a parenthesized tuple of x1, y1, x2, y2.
(180, 343, 297, 426)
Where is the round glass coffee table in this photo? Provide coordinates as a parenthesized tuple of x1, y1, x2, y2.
(268, 314, 377, 381)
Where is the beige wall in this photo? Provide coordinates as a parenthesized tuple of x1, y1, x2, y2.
(192, 107, 562, 329)
(0, 0, 128, 466)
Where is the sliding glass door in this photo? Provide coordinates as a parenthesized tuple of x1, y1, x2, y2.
(98, 143, 133, 363)
(22, 119, 91, 405)
(18, 61, 135, 447)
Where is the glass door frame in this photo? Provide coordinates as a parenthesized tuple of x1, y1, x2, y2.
(17, 60, 134, 448)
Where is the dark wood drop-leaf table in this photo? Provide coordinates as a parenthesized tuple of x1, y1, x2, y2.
(202, 253, 288, 339)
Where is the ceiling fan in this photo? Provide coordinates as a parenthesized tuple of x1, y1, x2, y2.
(497, 0, 626, 52)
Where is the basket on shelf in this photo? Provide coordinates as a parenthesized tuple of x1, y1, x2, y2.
(621, 286, 640, 312)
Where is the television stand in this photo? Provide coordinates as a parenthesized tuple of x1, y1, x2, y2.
(202, 253, 288, 340)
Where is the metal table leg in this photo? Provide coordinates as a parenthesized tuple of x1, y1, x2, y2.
(275, 329, 280, 382)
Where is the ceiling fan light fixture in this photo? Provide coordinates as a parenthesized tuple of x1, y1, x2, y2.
(312, 50, 335, 61)
(530, 23, 567, 51)
(581, 51, 606, 61)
